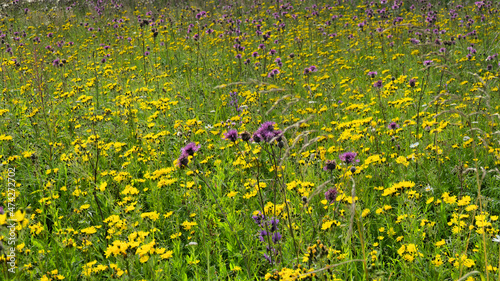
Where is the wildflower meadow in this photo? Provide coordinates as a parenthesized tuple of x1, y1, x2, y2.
(1, 0, 500, 280)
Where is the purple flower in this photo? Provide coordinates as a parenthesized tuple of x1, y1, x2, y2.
(267, 69, 280, 78)
(423, 60, 433, 66)
(252, 51, 259, 58)
(368, 71, 377, 78)
(240, 131, 251, 142)
(269, 218, 279, 232)
(176, 152, 189, 168)
(323, 160, 337, 171)
(263, 254, 272, 264)
(224, 129, 239, 142)
(409, 78, 416, 87)
(258, 229, 268, 242)
(0, 206, 3, 215)
(325, 188, 338, 204)
(339, 152, 359, 164)
(52, 58, 61, 67)
(181, 142, 200, 156)
(373, 80, 383, 88)
(388, 122, 400, 130)
(272, 232, 282, 244)
(253, 121, 281, 143)
(309, 65, 318, 72)
(252, 212, 265, 225)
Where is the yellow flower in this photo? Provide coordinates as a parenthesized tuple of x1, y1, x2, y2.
(170, 232, 181, 239)
(227, 191, 238, 198)
(435, 239, 446, 247)
(160, 250, 173, 260)
(361, 208, 371, 217)
(321, 220, 335, 230)
(141, 211, 160, 221)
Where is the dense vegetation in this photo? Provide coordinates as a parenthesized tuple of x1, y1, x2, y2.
(1, 0, 500, 280)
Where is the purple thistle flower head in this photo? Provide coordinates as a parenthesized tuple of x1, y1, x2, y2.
(252, 51, 259, 58)
(368, 71, 377, 78)
(323, 160, 337, 171)
(409, 78, 417, 87)
(181, 142, 200, 156)
(373, 80, 383, 88)
(0, 206, 3, 215)
(252, 131, 262, 143)
(253, 121, 282, 143)
(423, 60, 433, 66)
(388, 122, 400, 130)
(224, 129, 239, 142)
(309, 65, 318, 72)
(339, 152, 359, 164)
(240, 131, 251, 142)
(267, 69, 280, 78)
(176, 152, 189, 168)
(325, 188, 338, 204)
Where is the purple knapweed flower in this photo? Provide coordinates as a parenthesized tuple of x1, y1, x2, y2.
(325, 188, 338, 204)
(368, 71, 378, 78)
(182, 142, 200, 156)
(267, 69, 280, 78)
(224, 129, 239, 142)
(409, 78, 416, 87)
(388, 122, 400, 130)
(253, 121, 282, 143)
(176, 152, 189, 168)
(323, 160, 337, 171)
(339, 152, 359, 164)
(423, 60, 433, 66)
(373, 80, 383, 88)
